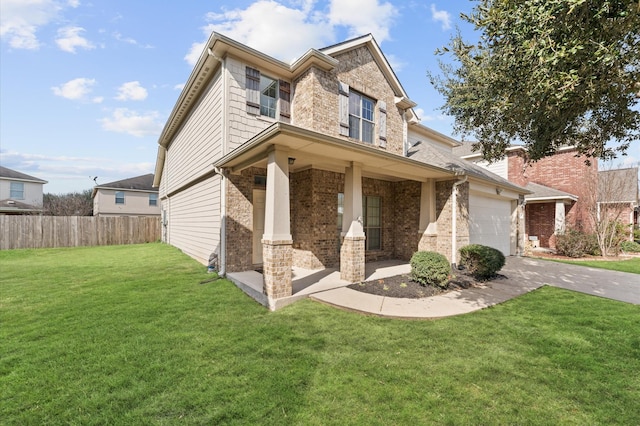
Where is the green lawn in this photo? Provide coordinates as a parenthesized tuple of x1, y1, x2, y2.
(553, 257, 640, 274)
(2, 244, 639, 425)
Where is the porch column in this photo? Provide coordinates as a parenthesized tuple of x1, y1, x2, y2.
(554, 201, 566, 235)
(340, 162, 365, 282)
(418, 179, 437, 251)
(262, 146, 293, 301)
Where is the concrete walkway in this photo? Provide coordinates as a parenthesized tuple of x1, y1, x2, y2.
(310, 257, 640, 318)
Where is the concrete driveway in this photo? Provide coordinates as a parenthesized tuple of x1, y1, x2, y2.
(502, 256, 640, 305)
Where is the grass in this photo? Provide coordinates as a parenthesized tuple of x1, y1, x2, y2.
(552, 257, 640, 274)
(2, 244, 639, 424)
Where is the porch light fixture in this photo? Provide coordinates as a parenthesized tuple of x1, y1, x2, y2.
(496, 187, 502, 195)
(288, 157, 296, 165)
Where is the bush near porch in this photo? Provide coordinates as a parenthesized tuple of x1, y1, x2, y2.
(2, 244, 639, 424)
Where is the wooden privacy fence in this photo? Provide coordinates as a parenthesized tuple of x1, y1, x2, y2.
(0, 216, 161, 250)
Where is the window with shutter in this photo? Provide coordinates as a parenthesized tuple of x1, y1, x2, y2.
(279, 80, 291, 123)
(349, 90, 375, 144)
(246, 67, 260, 115)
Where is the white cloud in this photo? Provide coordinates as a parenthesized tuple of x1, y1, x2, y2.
(430, 4, 451, 30)
(113, 31, 153, 48)
(185, 0, 401, 66)
(115, 81, 148, 101)
(55, 26, 95, 53)
(173, 83, 185, 91)
(0, 0, 62, 49)
(67, 0, 80, 7)
(328, 0, 398, 42)
(51, 77, 96, 100)
(100, 108, 163, 137)
(185, 1, 335, 66)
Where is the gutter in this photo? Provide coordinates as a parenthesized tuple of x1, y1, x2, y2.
(451, 174, 468, 267)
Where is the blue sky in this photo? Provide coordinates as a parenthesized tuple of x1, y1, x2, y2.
(1, 0, 638, 194)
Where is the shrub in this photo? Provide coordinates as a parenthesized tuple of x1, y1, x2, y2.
(410, 251, 451, 288)
(556, 229, 593, 258)
(621, 240, 640, 253)
(459, 244, 505, 280)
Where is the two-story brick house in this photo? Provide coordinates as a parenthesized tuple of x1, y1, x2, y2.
(153, 33, 529, 309)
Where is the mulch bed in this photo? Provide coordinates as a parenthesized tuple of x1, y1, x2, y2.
(347, 270, 484, 299)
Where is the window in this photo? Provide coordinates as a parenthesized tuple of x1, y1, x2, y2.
(10, 182, 24, 199)
(115, 191, 125, 204)
(246, 67, 290, 122)
(260, 75, 277, 118)
(349, 91, 375, 143)
(363, 196, 381, 250)
(149, 193, 158, 206)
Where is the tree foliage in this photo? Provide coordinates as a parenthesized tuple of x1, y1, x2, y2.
(43, 189, 93, 216)
(430, 0, 640, 162)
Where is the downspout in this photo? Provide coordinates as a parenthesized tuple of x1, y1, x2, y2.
(208, 47, 227, 276)
(451, 174, 468, 267)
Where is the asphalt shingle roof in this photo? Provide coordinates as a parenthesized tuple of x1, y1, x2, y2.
(0, 166, 47, 183)
(407, 141, 529, 194)
(94, 174, 157, 192)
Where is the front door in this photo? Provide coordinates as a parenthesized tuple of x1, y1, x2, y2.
(252, 189, 266, 264)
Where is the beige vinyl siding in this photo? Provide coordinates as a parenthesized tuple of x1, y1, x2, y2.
(164, 68, 224, 195)
(407, 130, 453, 154)
(93, 189, 160, 217)
(472, 157, 508, 179)
(225, 56, 274, 152)
(165, 175, 221, 265)
(0, 179, 44, 206)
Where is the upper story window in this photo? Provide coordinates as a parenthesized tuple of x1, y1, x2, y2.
(349, 91, 375, 144)
(339, 82, 387, 148)
(149, 193, 158, 206)
(115, 191, 125, 204)
(246, 67, 290, 122)
(10, 182, 24, 199)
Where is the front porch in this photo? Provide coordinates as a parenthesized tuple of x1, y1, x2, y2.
(227, 259, 411, 310)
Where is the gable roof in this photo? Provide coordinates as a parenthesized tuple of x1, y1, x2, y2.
(319, 34, 416, 109)
(93, 174, 157, 198)
(524, 182, 578, 202)
(406, 141, 530, 194)
(598, 167, 639, 203)
(0, 166, 47, 183)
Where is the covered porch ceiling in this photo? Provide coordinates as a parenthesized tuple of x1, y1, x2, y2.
(214, 122, 457, 182)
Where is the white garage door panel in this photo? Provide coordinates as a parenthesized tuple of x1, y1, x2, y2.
(469, 194, 511, 255)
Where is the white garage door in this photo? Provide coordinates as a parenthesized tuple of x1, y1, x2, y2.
(468, 194, 512, 255)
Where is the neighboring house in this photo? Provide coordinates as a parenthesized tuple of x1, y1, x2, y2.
(0, 166, 47, 215)
(598, 167, 639, 240)
(153, 33, 529, 307)
(92, 174, 160, 217)
(455, 144, 597, 249)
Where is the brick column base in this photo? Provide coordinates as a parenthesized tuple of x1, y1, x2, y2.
(262, 239, 293, 299)
(418, 234, 437, 252)
(340, 236, 365, 282)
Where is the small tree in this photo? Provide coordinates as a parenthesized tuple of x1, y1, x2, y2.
(43, 189, 93, 216)
(585, 165, 636, 256)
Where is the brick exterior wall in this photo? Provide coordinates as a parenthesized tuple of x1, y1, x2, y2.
(508, 148, 598, 247)
(435, 180, 470, 263)
(291, 46, 404, 156)
(291, 169, 343, 269)
(225, 167, 266, 273)
(526, 202, 557, 248)
(391, 180, 421, 261)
